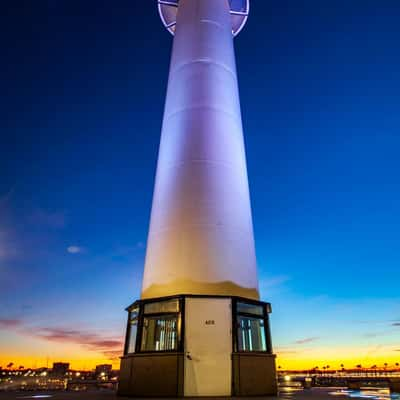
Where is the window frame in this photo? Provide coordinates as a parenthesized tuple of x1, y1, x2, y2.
(125, 296, 184, 355)
(140, 313, 179, 352)
(127, 313, 139, 354)
(124, 304, 140, 355)
(232, 298, 273, 354)
(124, 295, 272, 356)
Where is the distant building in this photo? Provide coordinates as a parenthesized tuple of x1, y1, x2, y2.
(52, 362, 69, 376)
(95, 364, 112, 378)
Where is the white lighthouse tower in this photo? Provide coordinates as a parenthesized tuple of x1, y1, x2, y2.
(118, 0, 277, 396)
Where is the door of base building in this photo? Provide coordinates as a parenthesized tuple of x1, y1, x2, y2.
(184, 298, 232, 396)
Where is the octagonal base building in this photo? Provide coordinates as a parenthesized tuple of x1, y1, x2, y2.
(118, 0, 278, 396)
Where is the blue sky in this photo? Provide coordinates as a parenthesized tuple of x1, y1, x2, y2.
(1, 0, 399, 368)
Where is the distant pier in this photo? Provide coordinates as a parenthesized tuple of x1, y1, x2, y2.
(279, 374, 400, 393)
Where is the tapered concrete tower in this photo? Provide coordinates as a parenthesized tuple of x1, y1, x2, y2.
(142, 0, 258, 301)
(119, 0, 277, 397)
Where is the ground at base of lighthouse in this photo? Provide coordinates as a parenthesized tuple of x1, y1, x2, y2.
(0, 387, 396, 400)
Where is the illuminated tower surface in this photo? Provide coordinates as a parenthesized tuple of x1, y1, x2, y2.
(141, 0, 259, 300)
(119, 3, 277, 397)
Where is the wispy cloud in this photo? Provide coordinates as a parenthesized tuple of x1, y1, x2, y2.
(102, 350, 123, 360)
(0, 319, 23, 328)
(0, 318, 122, 360)
(35, 327, 123, 355)
(295, 337, 320, 345)
(391, 322, 400, 327)
(28, 209, 66, 229)
(67, 245, 84, 254)
(0, 190, 66, 263)
(0, 187, 15, 206)
(0, 230, 18, 261)
(259, 275, 291, 294)
(364, 332, 386, 338)
(0, 195, 19, 262)
(112, 242, 145, 256)
(275, 347, 298, 355)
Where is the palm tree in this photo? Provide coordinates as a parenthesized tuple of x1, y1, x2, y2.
(340, 364, 345, 375)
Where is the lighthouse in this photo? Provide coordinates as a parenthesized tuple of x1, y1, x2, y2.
(118, 0, 277, 396)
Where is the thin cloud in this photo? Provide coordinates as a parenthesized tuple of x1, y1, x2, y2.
(102, 350, 123, 361)
(36, 327, 123, 353)
(0, 194, 18, 261)
(295, 337, 320, 345)
(364, 332, 385, 338)
(259, 275, 291, 291)
(0, 232, 18, 260)
(0, 187, 15, 206)
(67, 245, 84, 254)
(0, 319, 23, 328)
(364, 344, 384, 358)
(112, 242, 146, 257)
(1, 194, 66, 262)
(391, 322, 400, 327)
(0, 318, 122, 360)
(29, 209, 66, 229)
(275, 348, 298, 355)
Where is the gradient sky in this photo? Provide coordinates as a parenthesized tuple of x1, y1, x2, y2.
(1, 0, 400, 370)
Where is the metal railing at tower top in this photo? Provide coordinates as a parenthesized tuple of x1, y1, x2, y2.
(158, 0, 250, 36)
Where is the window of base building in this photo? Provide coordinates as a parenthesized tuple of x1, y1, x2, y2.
(126, 306, 139, 354)
(127, 320, 138, 353)
(235, 300, 270, 352)
(237, 316, 266, 352)
(141, 315, 178, 351)
(139, 298, 181, 352)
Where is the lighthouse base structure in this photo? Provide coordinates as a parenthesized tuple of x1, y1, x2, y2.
(118, 295, 277, 397)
